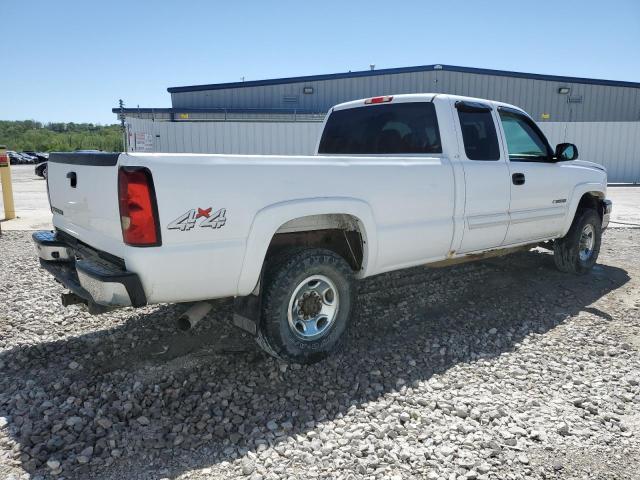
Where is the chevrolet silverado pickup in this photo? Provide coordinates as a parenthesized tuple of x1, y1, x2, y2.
(33, 94, 612, 363)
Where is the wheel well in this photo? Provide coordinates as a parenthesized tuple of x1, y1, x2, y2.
(266, 214, 365, 271)
(577, 192, 604, 220)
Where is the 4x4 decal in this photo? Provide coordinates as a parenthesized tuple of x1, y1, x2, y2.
(168, 207, 227, 231)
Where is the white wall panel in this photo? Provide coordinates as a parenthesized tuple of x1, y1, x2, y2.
(127, 119, 323, 156)
(539, 122, 640, 183)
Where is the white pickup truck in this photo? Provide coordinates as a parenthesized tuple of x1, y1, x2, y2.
(34, 93, 612, 363)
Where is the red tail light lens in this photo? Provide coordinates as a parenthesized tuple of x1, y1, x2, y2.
(118, 167, 161, 246)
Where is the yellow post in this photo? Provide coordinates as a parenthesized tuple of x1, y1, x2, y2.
(0, 145, 16, 220)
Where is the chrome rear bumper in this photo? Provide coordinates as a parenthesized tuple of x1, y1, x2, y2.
(33, 230, 146, 313)
(33, 230, 73, 261)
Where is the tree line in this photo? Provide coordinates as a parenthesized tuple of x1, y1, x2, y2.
(0, 120, 124, 152)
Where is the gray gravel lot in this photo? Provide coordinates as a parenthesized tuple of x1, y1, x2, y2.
(0, 228, 639, 480)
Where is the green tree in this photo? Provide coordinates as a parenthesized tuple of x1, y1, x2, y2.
(0, 120, 124, 152)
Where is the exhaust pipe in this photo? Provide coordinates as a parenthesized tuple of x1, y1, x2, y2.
(177, 302, 213, 331)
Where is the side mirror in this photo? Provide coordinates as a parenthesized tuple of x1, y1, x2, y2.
(555, 143, 578, 161)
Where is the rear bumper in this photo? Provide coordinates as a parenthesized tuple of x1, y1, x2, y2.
(602, 199, 612, 230)
(33, 230, 146, 311)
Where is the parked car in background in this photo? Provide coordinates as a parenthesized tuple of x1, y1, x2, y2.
(19, 152, 38, 164)
(24, 151, 49, 162)
(35, 161, 48, 179)
(5, 151, 50, 165)
(7, 151, 26, 164)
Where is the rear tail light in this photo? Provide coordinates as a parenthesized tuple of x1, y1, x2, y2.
(118, 167, 161, 246)
(365, 95, 393, 104)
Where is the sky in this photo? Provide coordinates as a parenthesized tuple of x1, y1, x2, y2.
(1, 0, 639, 125)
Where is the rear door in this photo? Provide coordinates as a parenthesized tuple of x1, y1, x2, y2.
(496, 108, 571, 244)
(453, 100, 511, 253)
(47, 152, 124, 254)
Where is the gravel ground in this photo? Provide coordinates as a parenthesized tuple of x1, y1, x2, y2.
(1, 228, 639, 480)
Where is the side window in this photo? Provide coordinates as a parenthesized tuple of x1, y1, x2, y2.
(499, 110, 551, 162)
(457, 108, 500, 160)
(318, 102, 442, 154)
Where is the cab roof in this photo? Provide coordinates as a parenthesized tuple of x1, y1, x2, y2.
(331, 93, 527, 116)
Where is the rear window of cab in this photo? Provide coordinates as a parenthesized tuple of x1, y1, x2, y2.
(318, 102, 442, 155)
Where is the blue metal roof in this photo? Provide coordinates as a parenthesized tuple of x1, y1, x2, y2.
(167, 64, 640, 93)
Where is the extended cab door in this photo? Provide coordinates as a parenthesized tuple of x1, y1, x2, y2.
(497, 107, 572, 244)
(453, 100, 511, 253)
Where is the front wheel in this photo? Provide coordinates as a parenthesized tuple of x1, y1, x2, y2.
(257, 248, 355, 363)
(553, 208, 602, 274)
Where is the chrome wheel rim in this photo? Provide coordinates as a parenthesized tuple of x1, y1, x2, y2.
(287, 275, 339, 341)
(578, 224, 595, 261)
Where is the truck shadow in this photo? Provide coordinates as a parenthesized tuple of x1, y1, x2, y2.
(0, 249, 630, 479)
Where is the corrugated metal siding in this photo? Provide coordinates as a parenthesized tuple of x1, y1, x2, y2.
(171, 70, 640, 122)
(539, 122, 640, 183)
(126, 118, 322, 155)
(128, 119, 640, 183)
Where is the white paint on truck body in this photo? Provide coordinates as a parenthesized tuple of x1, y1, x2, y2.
(48, 94, 608, 305)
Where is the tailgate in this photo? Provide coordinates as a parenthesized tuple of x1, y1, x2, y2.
(48, 152, 124, 255)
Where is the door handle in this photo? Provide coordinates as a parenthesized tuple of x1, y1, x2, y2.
(66, 171, 77, 188)
(512, 172, 525, 186)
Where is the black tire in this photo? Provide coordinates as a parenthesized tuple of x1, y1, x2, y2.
(257, 248, 355, 363)
(553, 208, 602, 275)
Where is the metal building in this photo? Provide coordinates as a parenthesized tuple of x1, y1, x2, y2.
(115, 64, 640, 182)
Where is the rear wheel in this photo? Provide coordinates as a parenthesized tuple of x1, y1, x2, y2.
(257, 248, 355, 363)
(553, 208, 601, 274)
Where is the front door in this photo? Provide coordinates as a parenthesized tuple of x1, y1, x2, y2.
(497, 108, 572, 245)
(453, 100, 511, 253)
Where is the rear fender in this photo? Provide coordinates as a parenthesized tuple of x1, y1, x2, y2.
(236, 197, 376, 295)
